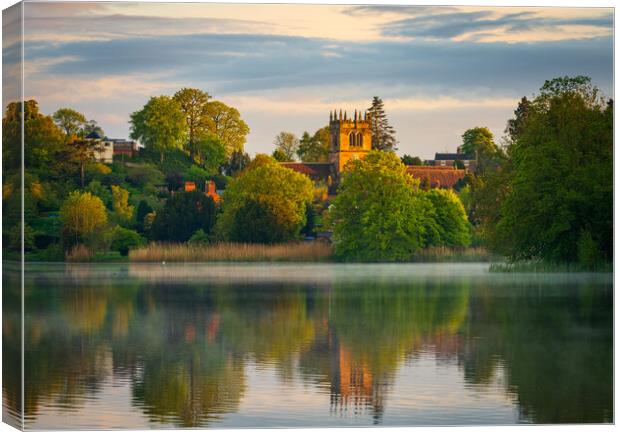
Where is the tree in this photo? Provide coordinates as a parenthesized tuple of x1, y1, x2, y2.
(151, 190, 217, 242)
(331, 151, 434, 261)
(82, 120, 104, 137)
(271, 148, 288, 162)
(60, 191, 108, 246)
(401, 154, 422, 166)
(173, 88, 211, 159)
(424, 189, 471, 247)
(135, 200, 153, 232)
(111, 185, 134, 224)
(194, 136, 227, 175)
(505, 97, 531, 143)
(367, 96, 397, 151)
(273, 132, 298, 161)
(216, 156, 314, 243)
(297, 127, 330, 162)
(130, 96, 186, 164)
(53, 108, 86, 142)
(69, 135, 105, 187)
(224, 150, 251, 177)
(460, 127, 501, 174)
(486, 76, 612, 264)
(3, 100, 66, 173)
(205, 101, 250, 157)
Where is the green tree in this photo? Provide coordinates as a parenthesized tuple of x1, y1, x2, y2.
(82, 119, 104, 137)
(107, 226, 144, 256)
(60, 191, 108, 246)
(273, 132, 298, 161)
(367, 96, 397, 151)
(505, 96, 531, 143)
(53, 108, 86, 142)
(151, 190, 217, 242)
(216, 155, 313, 242)
(224, 150, 251, 177)
(3, 100, 66, 173)
(297, 127, 330, 162)
(173, 88, 211, 158)
(194, 136, 227, 174)
(488, 76, 612, 264)
(135, 200, 153, 232)
(69, 135, 105, 187)
(331, 151, 433, 261)
(460, 127, 501, 174)
(401, 154, 422, 166)
(424, 189, 471, 247)
(130, 96, 187, 164)
(205, 101, 250, 157)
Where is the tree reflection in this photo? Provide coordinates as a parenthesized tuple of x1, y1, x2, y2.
(4, 267, 613, 427)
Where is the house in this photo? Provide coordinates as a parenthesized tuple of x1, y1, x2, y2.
(106, 138, 139, 158)
(431, 151, 475, 170)
(86, 131, 114, 163)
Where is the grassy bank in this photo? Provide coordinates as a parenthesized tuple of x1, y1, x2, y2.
(129, 241, 333, 262)
(489, 260, 613, 273)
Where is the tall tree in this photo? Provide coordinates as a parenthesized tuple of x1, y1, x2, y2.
(367, 96, 397, 152)
(460, 127, 501, 174)
(53, 108, 86, 142)
(224, 150, 251, 177)
(401, 154, 422, 166)
(205, 101, 250, 157)
(297, 126, 330, 162)
(69, 135, 105, 187)
(484, 76, 612, 264)
(130, 96, 186, 164)
(173, 88, 211, 159)
(505, 97, 531, 143)
(273, 132, 299, 161)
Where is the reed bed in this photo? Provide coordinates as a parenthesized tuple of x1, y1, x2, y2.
(412, 246, 495, 263)
(129, 241, 333, 262)
(65, 244, 93, 262)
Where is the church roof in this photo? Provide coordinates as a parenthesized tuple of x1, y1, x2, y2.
(280, 162, 332, 180)
(406, 166, 466, 189)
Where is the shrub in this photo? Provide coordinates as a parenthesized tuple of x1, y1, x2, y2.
(577, 230, 602, 268)
(188, 229, 210, 246)
(108, 226, 145, 256)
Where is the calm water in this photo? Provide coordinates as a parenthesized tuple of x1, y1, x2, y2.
(3, 262, 613, 429)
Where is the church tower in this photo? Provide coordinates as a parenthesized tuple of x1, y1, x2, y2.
(329, 109, 372, 174)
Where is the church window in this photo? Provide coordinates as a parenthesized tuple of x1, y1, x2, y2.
(349, 132, 355, 147)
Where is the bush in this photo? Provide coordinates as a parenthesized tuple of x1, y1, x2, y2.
(151, 190, 217, 242)
(188, 229, 210, 246)
(108, 226, 145, 256)
(577, 230, 602, 268)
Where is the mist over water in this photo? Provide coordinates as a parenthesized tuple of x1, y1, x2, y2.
(3, 263, 613, 429)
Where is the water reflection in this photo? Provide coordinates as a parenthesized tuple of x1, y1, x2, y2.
(3, 263, 613, 428)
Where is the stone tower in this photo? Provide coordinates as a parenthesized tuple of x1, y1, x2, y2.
(329, 109, 372, 174)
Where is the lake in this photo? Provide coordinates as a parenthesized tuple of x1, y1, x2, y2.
(3, 262, 613, 429)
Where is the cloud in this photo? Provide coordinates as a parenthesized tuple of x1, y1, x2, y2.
(380, 9, 613, 42)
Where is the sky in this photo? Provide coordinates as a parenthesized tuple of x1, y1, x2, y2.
(3, 2, 614, 159)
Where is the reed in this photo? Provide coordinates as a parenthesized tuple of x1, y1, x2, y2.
(129, 241, 333, 262)
(412, 246, 494, 263)
(65, 244, 93, 262)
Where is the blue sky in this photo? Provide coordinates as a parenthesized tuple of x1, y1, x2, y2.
(4, 2, 614, 158)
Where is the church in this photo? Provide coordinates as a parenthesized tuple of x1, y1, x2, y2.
(281, 109, 466, 193)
